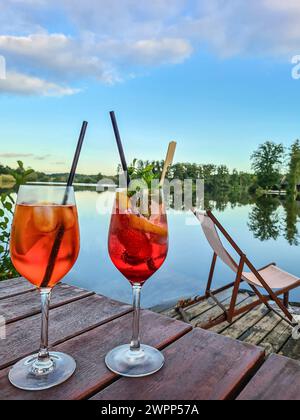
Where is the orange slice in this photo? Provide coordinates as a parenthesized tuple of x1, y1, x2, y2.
(12, 207, 41, 255)
(128, 214, 167, 237)
(116, 192, 131, 212)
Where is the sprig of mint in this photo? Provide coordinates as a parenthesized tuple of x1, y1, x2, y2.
(128, 159, 160, 192)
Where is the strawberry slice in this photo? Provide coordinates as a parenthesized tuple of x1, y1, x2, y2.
(117, 228, 152, 261)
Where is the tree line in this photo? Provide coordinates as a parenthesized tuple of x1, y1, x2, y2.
(1, 140, 300, 196)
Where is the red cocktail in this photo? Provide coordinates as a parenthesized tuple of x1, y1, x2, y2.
(108, 195, 168, 286)
(106, 189, 168, 377)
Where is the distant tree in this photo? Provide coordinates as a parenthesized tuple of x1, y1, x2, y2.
(10, 161, 35, 186)
(214, 165, 230, 191)
(0, 164, 11, 175)
(286, 140, 300, 197)
(202, 164, 216, 191)
(251, 141, 285, 190)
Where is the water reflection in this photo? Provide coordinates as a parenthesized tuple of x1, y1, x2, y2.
(2, 185, 300, 306)
(4, 184, 300, 246)
(283, 197, 300, 246)
(248, 196, 282, 241)
(202, 191, 300, 246)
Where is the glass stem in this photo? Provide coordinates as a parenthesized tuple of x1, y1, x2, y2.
(130, 285, 142, 352)
(32, 288, 54, 375)
(39, 288, 51, 360)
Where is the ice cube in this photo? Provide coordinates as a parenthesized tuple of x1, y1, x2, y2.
(62, 207, 76, 230)
(33, 205, 58, 233)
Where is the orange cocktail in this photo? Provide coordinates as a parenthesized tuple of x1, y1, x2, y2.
(11, 203, 79, 288)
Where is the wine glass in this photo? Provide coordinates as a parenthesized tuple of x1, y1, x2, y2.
(106, 188, 169, 377)
(9, 185, 80, 391)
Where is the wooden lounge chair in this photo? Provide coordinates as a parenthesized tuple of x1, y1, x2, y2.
(181, 209, 300, 328)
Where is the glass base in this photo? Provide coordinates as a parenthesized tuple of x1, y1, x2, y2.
(8, 352, 76, 391)
(105, 344, 164, 378)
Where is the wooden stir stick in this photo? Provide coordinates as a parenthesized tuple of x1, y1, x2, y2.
(159, 141, 177, 187)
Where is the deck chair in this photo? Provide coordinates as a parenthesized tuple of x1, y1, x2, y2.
(183, 209, 300, 328)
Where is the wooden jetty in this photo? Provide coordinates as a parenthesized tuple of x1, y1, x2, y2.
(154, 288, 300, 361)
(2, 277, 300, 400)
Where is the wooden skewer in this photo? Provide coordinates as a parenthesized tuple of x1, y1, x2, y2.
(159, 141, 177, 187)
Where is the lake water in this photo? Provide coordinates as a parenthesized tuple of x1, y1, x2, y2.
(59, 189, 300, 308)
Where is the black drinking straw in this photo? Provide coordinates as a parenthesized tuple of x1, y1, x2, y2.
(40, 121, 88, 288)
(66, 121, 88, 188)
(110, 111, 130, 186)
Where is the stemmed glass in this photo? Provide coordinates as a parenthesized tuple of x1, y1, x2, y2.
(106, 188, 169, 377)
(9, 185, 80, 391)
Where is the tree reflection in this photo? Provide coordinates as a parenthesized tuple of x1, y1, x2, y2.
(248, 196, 282, 241)
(283, 196, 300, 246)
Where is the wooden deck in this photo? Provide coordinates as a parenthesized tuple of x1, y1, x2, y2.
(155, 288, 300, 361)
(2, 277, 300, 400)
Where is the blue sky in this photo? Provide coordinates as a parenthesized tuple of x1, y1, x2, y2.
(0, 0, 300, 175)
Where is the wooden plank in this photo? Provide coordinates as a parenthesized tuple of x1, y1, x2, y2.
(222, 304, 268, 340)
(0, 294, 132, 370)
(280, 332, 300, 361)
(184, 287, 234, 320)
(240, 311, 281, 346)
(0, 283, 94, 324)
(0, 277, 25, 290)
(159, 288, 242, 323)
(237, 354, 300, 400)
(0, 278, 35, 300)
(184, 299, 217, 320)
(259, 320, 292, 355)
(210, 295, 257, 334)
(0, 310, 192, 400)
(160, 307, 181, 319)
(91, 329, 265, 401)
(191, 293, 249, 329)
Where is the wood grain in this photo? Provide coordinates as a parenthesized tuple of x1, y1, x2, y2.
(240, 311, 281, 345)
(210, 295, 257, 334)
(222, 304, 268, 340)
(0, 294, 131, 370)
(259, 320, 292, 356)
(0, 283, 94, 324)
(0, 310, 191, 400)
(91, 328, 265, 401)
(193, 293, 249, 328)
(237, 354, 300, 400)
(0, 278, 35, 300)
(280, 332, 300, 361)
(184, 288, 234, 321)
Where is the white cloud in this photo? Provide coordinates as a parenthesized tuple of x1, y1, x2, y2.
(1, 0, 300, 96)
(0, 152, 52, 160)
(0, 32, 192, 88)
(182, 0, 300, 57)
(0, 153, 34, 158)
(129, 38, 192, 65)
(0, 33, 117, 83)
(0, 71, 79, 96)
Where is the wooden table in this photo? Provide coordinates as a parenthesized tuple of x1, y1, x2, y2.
(237, 354, 300, 400)
(0, 278, 265, 400)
